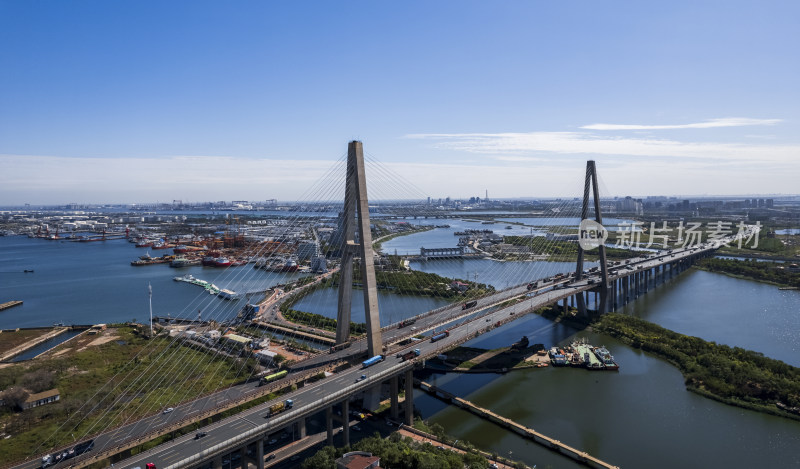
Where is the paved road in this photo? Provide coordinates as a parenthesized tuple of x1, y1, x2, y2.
(23, 241, 724, 469)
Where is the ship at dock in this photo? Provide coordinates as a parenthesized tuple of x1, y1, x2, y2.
(548, 339, 620, 371)
(173, 274, 220, 295)
(592, 345, 619, 370)
(169, 257, 201, 268)
(131, 252, 174, 266)
(259, 258, 299, 272)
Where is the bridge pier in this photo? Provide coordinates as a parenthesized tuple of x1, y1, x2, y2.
(623, 276, 629, 305)
(390, 375, 400, 419)
(296, 417, 307, 439)
(239, 447, 246, 469)
(256, 438, 264, 469)
(326, 406, 334, 445)
(404, 369, 414, 425)
(212, 455, 223, 469)
(341, 399, 350, 447)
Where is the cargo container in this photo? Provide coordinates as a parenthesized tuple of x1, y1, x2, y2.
(397, 349, 421, 361)
(259, 370, 288, 386)
(265, 399, 294, 417)
(398, 318, 417, 328)
(362, 354, 385, 368)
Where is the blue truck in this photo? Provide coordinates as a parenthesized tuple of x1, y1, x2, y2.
(430, 330, 450, 342)
(362, 354, 385, 368)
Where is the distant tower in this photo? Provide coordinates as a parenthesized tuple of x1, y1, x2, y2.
(485, 189, 488, 203)
(335, 141, 382, 357)
(148, 283, 154, 336)
(575, 161, 610, 316)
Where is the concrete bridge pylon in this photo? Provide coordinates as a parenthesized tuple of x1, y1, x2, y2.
(576, 160, 610, 315)
(335, 141, 383, 358)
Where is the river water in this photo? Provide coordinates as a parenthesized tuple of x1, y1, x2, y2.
(410, 271, 800, 469)
(4, 221, 800, 467)
(0, 236, 307, 329)
(379, 223, 800, 468)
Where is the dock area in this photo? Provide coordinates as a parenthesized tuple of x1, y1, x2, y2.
(416, 380, 620, 469)
(572, 341, 604, 369)
(173, 274, 220, 295)
(0, 300, 23, 312)
(0, 327, 68, 362)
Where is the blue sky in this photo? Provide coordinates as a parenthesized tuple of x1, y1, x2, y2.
(1, 1, 798, 204)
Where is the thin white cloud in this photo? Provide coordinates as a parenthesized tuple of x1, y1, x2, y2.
(405, 131, 800, 162)
(1, 152, 798, 205)
(580, 117, 781, 131)
(0, 154, 338, 204)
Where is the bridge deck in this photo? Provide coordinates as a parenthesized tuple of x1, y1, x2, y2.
(29, 242, 722, 469)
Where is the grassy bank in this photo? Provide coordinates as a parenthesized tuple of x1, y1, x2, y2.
(0, 326, 250, 462)
(594, 313, 800, 420)
(503, 235, 641, 260)
(373, 225, 434, 251)
(696, 257, 800, 288)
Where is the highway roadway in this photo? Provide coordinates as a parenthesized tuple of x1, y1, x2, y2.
(21, 241, 725, 469)
(118, 243, 723, 468)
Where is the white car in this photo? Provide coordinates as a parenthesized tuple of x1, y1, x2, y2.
(162, 407, 174, 414)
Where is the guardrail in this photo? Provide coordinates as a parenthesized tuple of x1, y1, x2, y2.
(49, 362, 345, 469)
(163, 362, 414, 468)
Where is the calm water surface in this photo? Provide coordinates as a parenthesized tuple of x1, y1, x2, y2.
(0, 236, 306, 328)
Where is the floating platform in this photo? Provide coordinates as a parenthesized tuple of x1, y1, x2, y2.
(173, 274, 220, 295)
(0, 301, 23, 312)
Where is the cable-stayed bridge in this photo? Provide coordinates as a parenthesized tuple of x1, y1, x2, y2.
(13, 142, 756, 469)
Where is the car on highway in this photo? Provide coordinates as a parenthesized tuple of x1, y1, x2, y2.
(194, 432, 207, 439)
(162, 408, 174, 414)
(268, 439, 278, 445)
(356, 374, 367, 382)
(353, 425, 361, 431)
(290, 455, 300, 461)
(266, 454, 276, 461)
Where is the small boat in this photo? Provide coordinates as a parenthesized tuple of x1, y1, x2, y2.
(213, 257, 232, 267)
(218, 289, 240, 300)
(593, 346, 620, 370)
(170, 257, 200, 268)
(23, 269, 34, 273)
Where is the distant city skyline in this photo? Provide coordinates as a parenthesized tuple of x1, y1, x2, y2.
(1, 1, 798, 204)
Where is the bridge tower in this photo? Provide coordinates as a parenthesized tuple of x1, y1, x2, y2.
(575, 160, 611, 315)
(335, 141, 383, 357)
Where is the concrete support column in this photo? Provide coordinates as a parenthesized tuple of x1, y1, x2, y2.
(239, 447, 246, 469)
(404, 369, 414, 426)
(562, 297, 568, 314)
(390, 376, 399, 420)
(611, 279, 616, 309)
(256, 438, 264, 469)
(296, 417, 306, 439)
(212, 455, 223, 469)
(341, 399, 350, 447)
(622, 277, 628, 305)
(637, 273, 642, 297)
(326, 406, 333, 445)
